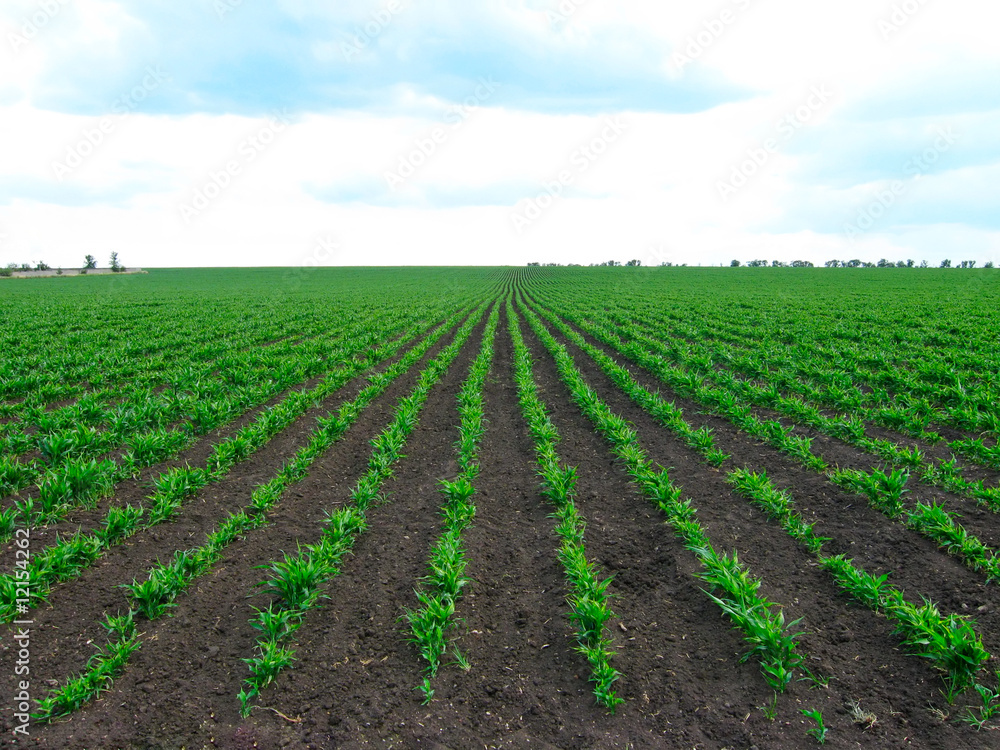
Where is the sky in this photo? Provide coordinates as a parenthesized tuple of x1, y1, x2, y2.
(0, 0, 998, 269)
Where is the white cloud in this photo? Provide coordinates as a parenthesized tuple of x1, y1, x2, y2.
(2, 0, 1000, 268)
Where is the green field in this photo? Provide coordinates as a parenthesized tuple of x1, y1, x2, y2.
(2, 266, 1000, 748)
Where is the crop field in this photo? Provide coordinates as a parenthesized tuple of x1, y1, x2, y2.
(1, 266, 1000, 748)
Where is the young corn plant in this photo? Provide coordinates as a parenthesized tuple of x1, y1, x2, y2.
(39, 531, 103, 582)
(801, 707, 828, 744)
(243, 640, 296, 692)
(759, 692, 779, 721)
(887, 591, 989, 703)
(0, 456, 37, 497)
(127, 428, 188, 467)
(727, 469, 829, 554)
(960, 674, 1000, 730)
(96, 504, 144, 545)
(951, 438, 1000, 471)
(125, 552, 194, 620)
(828, 468, 908, 519)
(257, 549, 330, 611)
(695, 549, 805, 691)
(404, 591, 455, 677)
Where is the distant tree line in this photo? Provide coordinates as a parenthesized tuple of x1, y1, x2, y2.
(824, 259, 988, 268)
(0, 253, 126, 277)
(525, 258, 995, 269)
(733, 259, 993, 268)
(527, 260, 690, 267)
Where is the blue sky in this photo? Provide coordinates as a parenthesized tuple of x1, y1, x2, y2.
(1, 0, 998, 267)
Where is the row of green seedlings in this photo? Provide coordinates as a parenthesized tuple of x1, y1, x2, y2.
(520, 301, 729, 468)
(727, 468, 999, 723)
(31, 305, 487, 722)
(508, 301, 623, 711)
(0, 312, 458, 624)
(0, 307, 324, 412)
(0, 307, 396, 465)
(590, 291, 1000, 438)
(404, 305, 499, 703)
(524, 296, 1000, 718)
(696, 336, 1000, 472)
(0, 318, 406, 537)
(606, 304, 992, 448)
(536, 304, 1000, 589)
(0, 302, 279, 409)
(0, 314, 390, 491)
(590, 306, 1000, 508)
(0, 337, 303, 487)
(665, 337, 1000, 509)
(828, 468, 1000, 583)
(237, 305, 487, 717)
(516, 299, 810, 693)
(0, 333, 223, 451)
(950, 438, 1000, 473)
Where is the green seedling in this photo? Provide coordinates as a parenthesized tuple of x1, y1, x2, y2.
(450, 648, 472, 672)
(758, 692, 779, 721)
(251, 602, 302, 642)
(417, 677, 435, 704)
(800, 707, 828, 744)
(244, 640, 295, 690)
(960, 674, 1000, 730)
(257, 549, 329, 610)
